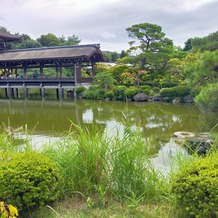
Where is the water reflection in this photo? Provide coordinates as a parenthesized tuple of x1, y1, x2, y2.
(1, 99, 218, 163)
(151, 138, 189, 174)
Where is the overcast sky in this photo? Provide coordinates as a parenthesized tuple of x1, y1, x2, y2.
(0, 0, 217, 52)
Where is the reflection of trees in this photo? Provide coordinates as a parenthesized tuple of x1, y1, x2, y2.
(76, 100, 218, 140)
(1, 99, 218, 138)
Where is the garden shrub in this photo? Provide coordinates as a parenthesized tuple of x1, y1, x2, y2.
(160, 85, 190, 100)
(75, 86, 86, 95)
(195, 83, 218, 112)
(160, 81, 178, 88)
(171, 152, 218, 218)
(142, 88, 151, 96)
(83, 89, 96, 99)
(88, 85, 100, 91)
(105, 91, 114, 99)
(140, 85, 151, 90)
(140, 81, 160, 87)
(190, 86, 202, 97)
(140, 85, 152, 95)
(0, 152, 62, 214)
(113, 85, 127, 100)
(124, 86, 140, 99)
(83, 85, 100, 99)
(95, 88, 106, 100)
(152, 87, 160, 95)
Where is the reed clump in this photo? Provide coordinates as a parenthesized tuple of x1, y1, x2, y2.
(42, 123, 167, 205)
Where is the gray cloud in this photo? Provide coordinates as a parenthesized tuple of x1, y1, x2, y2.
(0, 0, 217, 52)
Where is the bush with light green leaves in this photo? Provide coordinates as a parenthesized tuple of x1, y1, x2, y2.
(171, 152, 218, 218)
(195, 83, 218, 112)
(160, 85, 190, 100)
(0, 152, 62, 214)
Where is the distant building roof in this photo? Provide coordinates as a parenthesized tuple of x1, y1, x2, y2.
(0, 44, 105, 68)
(0, 31, 22, 42)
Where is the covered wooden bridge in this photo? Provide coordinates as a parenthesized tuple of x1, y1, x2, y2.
(0, 31, 105, 99)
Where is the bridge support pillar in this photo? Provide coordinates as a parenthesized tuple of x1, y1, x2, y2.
(40, 87, 45, 100)
(75, 64, 82, 85)
(6, 85, 14, 99)
(15, 88, 19, 98)
(24, 87, 28, 99)
(5, 88, 8, 98)
(56, 87, 64, 100)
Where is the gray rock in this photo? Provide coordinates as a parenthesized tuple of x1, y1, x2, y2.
(151, 96, 162, 102)
(133, 93, 149, 102)
(183, 95, 194, 103)
(172, 98, 181, 104)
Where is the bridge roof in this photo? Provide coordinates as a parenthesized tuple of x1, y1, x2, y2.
(0, 31, 22, 42)
(0, 44, 105, 68)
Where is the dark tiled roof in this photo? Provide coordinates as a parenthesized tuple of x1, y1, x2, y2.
(0, 31, 22, 42)
(0, 44, 105, 65)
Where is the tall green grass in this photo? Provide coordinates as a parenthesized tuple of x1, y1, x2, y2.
(42, 123, 167, 203)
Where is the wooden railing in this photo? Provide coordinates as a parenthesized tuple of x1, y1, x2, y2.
(0, 78, 76, 88)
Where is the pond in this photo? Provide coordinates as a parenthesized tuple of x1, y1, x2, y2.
(1, 99, 218, 172)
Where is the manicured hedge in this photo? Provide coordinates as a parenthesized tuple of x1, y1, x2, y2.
(0, 152, 62, 213)
(75, 86, 86, 95)
(124, 86, 141, 99)
(160, 85, 190, 99)
(172, 152, 218, 218)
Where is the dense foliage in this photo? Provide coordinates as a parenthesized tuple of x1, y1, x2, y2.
(184, 31, 218, 52)
(172, 152, 218, 218)
(160, 86, 190, 100)
(75, 86, 86, 95)
(0, 152, 62, 214)
(195, 83, 218, 112)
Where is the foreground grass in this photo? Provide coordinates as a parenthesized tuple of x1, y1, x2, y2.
(30, 123, 184, 218)
(1, 123, 217, 217)
(31, 196, 179, 218)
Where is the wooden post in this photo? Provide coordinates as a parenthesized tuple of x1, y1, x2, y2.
(74, 64, 77, 85)
(56, 65, 59, 78)
(11, 88, 15, 98)
(40, 84, 45, 100)
(23, 66, 27, 78)
(7, 84, 12, 99)
(23, 84, 28, 99)
(5, 88, 8, 98)
(15, 68, 18, 78)
(92, 62, 97, 77)
(59, 64, 62, 78)
(75, 64, 82, 85)
(58, 83, 64, 100)
(40, 63, 43, 79)
(56, 87, 64, 100)
(56, 89, 59, 99)
(15, 88, 19, 98)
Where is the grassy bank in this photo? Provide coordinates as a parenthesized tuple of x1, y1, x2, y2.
(0, 123, 218, 217)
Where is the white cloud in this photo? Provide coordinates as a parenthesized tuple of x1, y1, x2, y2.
(0, 0, 217, 52)
(100, 32, 117, 39)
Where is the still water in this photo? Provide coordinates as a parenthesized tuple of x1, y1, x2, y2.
(1, 99, 218, 171)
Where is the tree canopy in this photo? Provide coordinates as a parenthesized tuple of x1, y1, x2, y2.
(123, 23, 175, 80)
(183, 31, 218, 52)
(0, 26, 81, 49)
